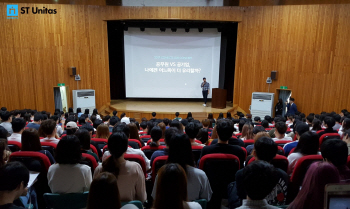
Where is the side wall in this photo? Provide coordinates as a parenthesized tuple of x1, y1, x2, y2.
(234, 4, 350, 114)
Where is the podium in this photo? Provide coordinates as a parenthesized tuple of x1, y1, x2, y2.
(212, 88, 227, 109)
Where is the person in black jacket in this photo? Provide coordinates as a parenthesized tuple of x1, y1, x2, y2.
(275, 99, 283, 116)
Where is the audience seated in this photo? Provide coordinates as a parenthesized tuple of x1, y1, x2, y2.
(0, 138, 11, 165)
(186, 122, 204, 147)
(339, 118, 350, 137)
(321, 138, 350, 181)
(287, 131, 320, 175)
(147, 126, 163, 148)
(87, 172, 138, 209)
(283, 123, 309, 156)
(65, 121, 78, 135)
(317, 116, 338, 138)
(75, 129, 99, 163)
(229, 137, 288, 208)
(95, 123, 110, 139)
(21, 128, 55, 164)
(94, 132, 147, 202)
(234, 161, 280, 209)
(152, 163, 202, 209)
(0, 111, 13, 134)
(39, 119, 59, 144)
(273, 122, 292, 141)
(333, 114, 342, 131)
(196, 128, 209, 145)
(240, 123, 253, 140)
(150, 127, 178, 166)
(245, 131, 270, 156)
(261, 120, 269, 129)
(174, 112, 182, 121)
(8, 118, 26, 144)
(152, 133, 212, 201)
(288, 162, 340, 209)
(0, 162, 29, 209)
(157, 122, 166, 139)
(27, 112, 44, 130)
(200, 119, 245, 168)
(342, 129, 350, 155)
(128, 123, 144, 147)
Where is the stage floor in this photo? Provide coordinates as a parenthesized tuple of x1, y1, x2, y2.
(110, 99, 233, 113)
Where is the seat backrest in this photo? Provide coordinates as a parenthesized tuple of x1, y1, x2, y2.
(191, 146, 204, 164)
(243, 139, 255, 147)
(129, 139, 142, 149)
(140, 135, 151, 144)
(9, 151, 51, 172)
(141, 145, 166, 159)
(347, 156, 350, 169)
(43, 192, 89, 209)
(91, 138, 108, 144)
(290, 155, 323, 186)
(316, 130, 323, 134)
(81, 153, 98, 173)
(195, 139, 202, 144)
(193, 199, 208, 209)
(89, 144, 98, 156)
(277, 146, 285, 155)
(152, 155, 168, 182)
(288, 147, 296, 156)
(247, 155, 289, 173)
(124, 154, 147, 177)
(7, 141, 22, 152)
(241, 147, 247, 159)
(319, 133, 341, 146)
(41, 142, 57, 156)
(199, 154, 240, 199)
(274, 140, 293, 147)
(103, 145, 108, 154)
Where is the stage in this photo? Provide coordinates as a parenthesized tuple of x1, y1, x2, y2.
(108, 99, 243, 121)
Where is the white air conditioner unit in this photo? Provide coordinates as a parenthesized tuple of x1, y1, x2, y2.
(250, 92, 274, 119)
(72, 89, 96, 114)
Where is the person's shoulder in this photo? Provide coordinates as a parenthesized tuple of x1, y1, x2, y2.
(75, 163, 91, 171)
(275, 167, 288, 177)
(120, 204, 138, 209)
(185, 201, 202, 209)
(187, 166, 206, 176)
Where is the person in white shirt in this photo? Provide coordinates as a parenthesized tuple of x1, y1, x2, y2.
(272, 122, 292, 142)
(47, 135, 92, 193)
(287, 131, 320, 175)
(338, 118, 350, 138)
(152, 163, 202, 209)
(7, 118, 26, 143)
(0, 111, 13, 135)
(50, 115, 64, 137)
(40, 119, 60, 144)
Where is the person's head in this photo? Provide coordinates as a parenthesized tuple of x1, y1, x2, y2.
(112, 123, 130, 138)
(278, 98, 282, 103)
(170, 120, 183, 132)
(253, 137, 277, 162)
(290, 97, 295, 103)
(196, 128, 209, 145)
(95, 124, 110, 139)
(187, 112, 192, 119)
(252, 126, 265, 135)
(0, 162, 29, 200)
(0, 111, 12, 122)
(261, 120, 269, 129)
(153, 163, 188, 209)
(216, 119, 234, 142)
(21, 128, 42, 151)
(238, 119, 246, 132)
(84, 109, 89, 115)
(77, 108, 81, 113)
(157, 122, 166, 139)
(140, 121, 147, 130)
(150, 126, 163, 146)
(78, 116, 86, 125)
(11, 118, 26, 133)
(241, 123, 254, 139)
(66, 121, 78, 135)
(242, 161, 278, 200)
(128, 123, 140, 140)
(180, 119, 188, 128)
(294, 122, 309, 140)
(87, 172, 121, 209)
(102, 132, 128, 176)
(289, 162, 340, 209)
(55, 135, 82, 164)
(145, 121, 156, 135)
(208, 113, 213, 120)
(112, 110, 117, 117)
(274, 121, 287, 136)
(175, 112, 179, 117)
(164, 127, 179, 147)
(253, 132, 270, 142)
(218, 112, 224, 119)
(342, 118, 350, 131)
(321, 139, 348, 167)
(323, 116, 335, 129)
(264, 115, 273, 123)
(306, 115, 314, 124)
(75, 129, 91, 150)
(185, 122, 200, 139)
(311, 118, 322, 131)
(201, 119, 210, 128)
(23, 114, 31, 123)
(254, 116, 261, 122)
(0, 107, 7, 112)
(167, 133, 194, 173)
(92, 119, 102, 129)
(39, 119, 57, 137)
(151, 112, 156, 118)
(92, 109, 98, 115)
(0, 126, 8, 139)
(333, 114, 341, 124)
(109, 116, 119, 127)
(226, 112, 232, 119)
(294, 131, 319, 155)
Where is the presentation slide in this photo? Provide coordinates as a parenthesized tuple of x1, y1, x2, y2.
(124, 28, 221, 98)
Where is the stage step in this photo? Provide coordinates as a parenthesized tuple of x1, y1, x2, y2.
(192, 112, 208, 121)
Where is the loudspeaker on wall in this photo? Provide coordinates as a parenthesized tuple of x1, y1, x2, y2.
(271, 71, 277, 80)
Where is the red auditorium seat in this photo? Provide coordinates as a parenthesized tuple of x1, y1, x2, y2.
(40, 142, 57, 156)
(139, 131, 147, 135)
(141, 145, 166, 159)
(241, 147, 247, 159)
(81, 153, 98, 173)
(124, 154, 147, 177)
(9, 151, 51, 172)
(199, 154, 240, 208)
(277, 146, 285, 155)
(347, 156, 350, 169)
(7, 141, 22, 152)
(129, 139, 143, 149)
(316, 130, 324, 134)
(274, 140, 293, 148)
(140, 135, 151, 144)
(191, 145, 204, 164)
(89, 144, 98, 156)
(235, 133, 242, 137)
(293, 134, 297, 141)
(243, 139, 255, 147)
(247, 155, 289, 173)
(152, 155, 168, 182)
(319, 133, 341, 146)
(288, 147, 296, 156)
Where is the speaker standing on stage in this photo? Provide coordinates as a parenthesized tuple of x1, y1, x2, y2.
(201, 77, 210, 107)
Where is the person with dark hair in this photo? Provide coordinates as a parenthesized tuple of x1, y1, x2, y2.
(0, 126, 9, 139)
(340, 109, 348, 117)
(0, 162, 30, 209)
(333, 114, 342, 131)
(339, 118, 350, 138)
(139, 121, 147, 133)
(200, 119, 245, 168)
(77, 108, 83, 118)
(174, 112, 182, 121)
(306, 114, 314, 127)
(7, 118, 26, 143)
(112, 110, 119, 119)
(39, 119, 59, 144)
(275, 98, 283, 117)
(342, 129, 350, 155)
(149, 126, 162, 147)
(283, 123, 309, 155)
(91, 109, 101, 120)
(162, 118, 170, 129)
(286, 98, 297, 116)
(84, 109, 90, 117)
(272, 122, 292, 141)
(229, 137, 288, 208)
(22, 128, 55, 164)
(0, 111, 13, 134)
(108, 116, 119, 132)
(253, 116, 261, 125)
(170, 120, 183, 132)
(217, 113, 224, 120)
(150, 127, 179, 166)
(152, 134, 212, 202)
(311, 118, 323, 132)
(80, 124, 95, 138)
(185, 122, 203, 147)
(94, 132, 146, 202)
(234, 161, 280, 209)
(321, 138, 350, 180)
(65, 121, 78, 135)
(47, 135, 92, 193)
(261, 120, 269, 129)
(152, 163, 202, 209)
(207, 113, 215, 128)
(50, 115, 64, 137)
(317, 116, 337, 138)
(197, 128, 209, 145)
(150, 112, 157, 122)
(264, 116, 273, 124)
(87, 172, 137, 209)
(226, 112, 233, 120)
(287, 131, 320, 175)
(288, 162, 340, 209)
(26, 113, 43, 130)
(75, 129, 99, 163)
(92, 119, 102, 130)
